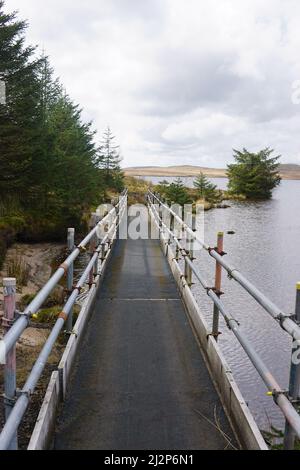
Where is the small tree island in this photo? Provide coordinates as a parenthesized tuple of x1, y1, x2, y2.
(227, 147, 281, 200)
(151, 147, 282, 211)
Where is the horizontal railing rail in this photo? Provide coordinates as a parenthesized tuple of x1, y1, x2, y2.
(148, 190, 300, 341)
(0, 191, 127, 359)
(0, 191, 128, 450)
(148, 190, 300, 449)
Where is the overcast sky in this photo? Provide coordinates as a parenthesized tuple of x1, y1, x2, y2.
(5, 0, 300, 168)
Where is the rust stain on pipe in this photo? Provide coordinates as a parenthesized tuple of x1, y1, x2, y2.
(58, 312, 68, 322)
(59, 263, 69, 275)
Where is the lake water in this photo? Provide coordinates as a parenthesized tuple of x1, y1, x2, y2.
(142, 175, 300, 434)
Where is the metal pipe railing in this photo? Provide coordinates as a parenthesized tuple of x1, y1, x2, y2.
(148, 197, 300, 440)
(0, 192, 128, 450)
(0, 193, 128, 360)
(0, 251, 99, 450)
(148, 190, 300, 341)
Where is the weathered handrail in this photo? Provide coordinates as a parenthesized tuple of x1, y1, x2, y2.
(0, 191, 128, 360)
(0, 191, 128, 450)
(148, 190, 300, 447)
(148, 190, 300, 342)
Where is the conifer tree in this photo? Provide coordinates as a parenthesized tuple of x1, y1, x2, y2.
(193, 172, 219, 203)
(97, 127, 124, 190)
(0, 0, 105, 240)
(165, 178, 191, 205)
(0, 1, 123, 243)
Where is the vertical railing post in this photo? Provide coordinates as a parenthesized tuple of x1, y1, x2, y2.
(66, 228, 75, 333)
(116, 202, 120, 240)
(100, 242, 106, 265)
(88, 216, 97, 289)
(94, 215, 101, 276)
(284, 282, 300, 450)
(212, 232, 224, 340)
(2, 277, 18, 450)
(159, 201, 163, 231)
(170, 213, 174, 234)
(184, 210, 193, 287)
(175, 245, 180, 262)
(184, 251, 192, 286)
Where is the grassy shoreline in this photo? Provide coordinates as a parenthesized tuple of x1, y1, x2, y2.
(125, 175, 245, 210)
(124, 164, 300, 180)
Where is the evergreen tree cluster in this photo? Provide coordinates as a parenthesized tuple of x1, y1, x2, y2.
(157, 174, 221, 206)
(0, 1, 124, 241)
(227, 148, 281, 200)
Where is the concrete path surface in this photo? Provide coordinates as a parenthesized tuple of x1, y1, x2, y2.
(54, 237, 237, 450)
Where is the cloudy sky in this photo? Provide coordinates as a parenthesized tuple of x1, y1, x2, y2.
(5, 0, 300, 168)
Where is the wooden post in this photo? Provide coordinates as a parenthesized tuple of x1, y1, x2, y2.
(212, 232, 224, 340)
(3, 278, 18, 450)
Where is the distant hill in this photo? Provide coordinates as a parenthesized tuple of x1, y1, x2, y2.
(124, 164, 300, 180)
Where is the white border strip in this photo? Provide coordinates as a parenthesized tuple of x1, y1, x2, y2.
(160, 233, 268, 450)
(27, 371, 60, 451)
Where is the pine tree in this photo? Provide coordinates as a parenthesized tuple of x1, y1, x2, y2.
(166, 178, 191, 205)
(193, 172, 219, 202)
(97, 127, 124, 190)
(227, 148, 281, 199)
(0, 0, 42, 200)
(38, 92, 103, 225)
(28, 55, 63, 209)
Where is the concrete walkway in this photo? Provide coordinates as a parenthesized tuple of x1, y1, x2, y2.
(54, 237, 237, 450)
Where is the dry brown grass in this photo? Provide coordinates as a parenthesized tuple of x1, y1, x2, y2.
(7, 255, 30, 287)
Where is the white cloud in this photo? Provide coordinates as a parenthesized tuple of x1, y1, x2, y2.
(162, 112, 247, 143)
(4, 0, 300, 167)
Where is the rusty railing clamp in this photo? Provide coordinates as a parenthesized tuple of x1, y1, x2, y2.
(227, 268, 238, 280)
(204, 286, 217, 295)
(72, 285, 82, 294)
(277, 312, 294, 328)
(15, 310, 30, 322)
(208, 246, 227, 257)
(65, 329, 78, 338)
(225, 316, 240, 330)
(207, 331, 222, 340)
(16, 389, 33, 401)
(2, 394, 17, 407)
(268, 389, 290, 405)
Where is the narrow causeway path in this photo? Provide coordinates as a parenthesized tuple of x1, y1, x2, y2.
(54, 237, 237, 450)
